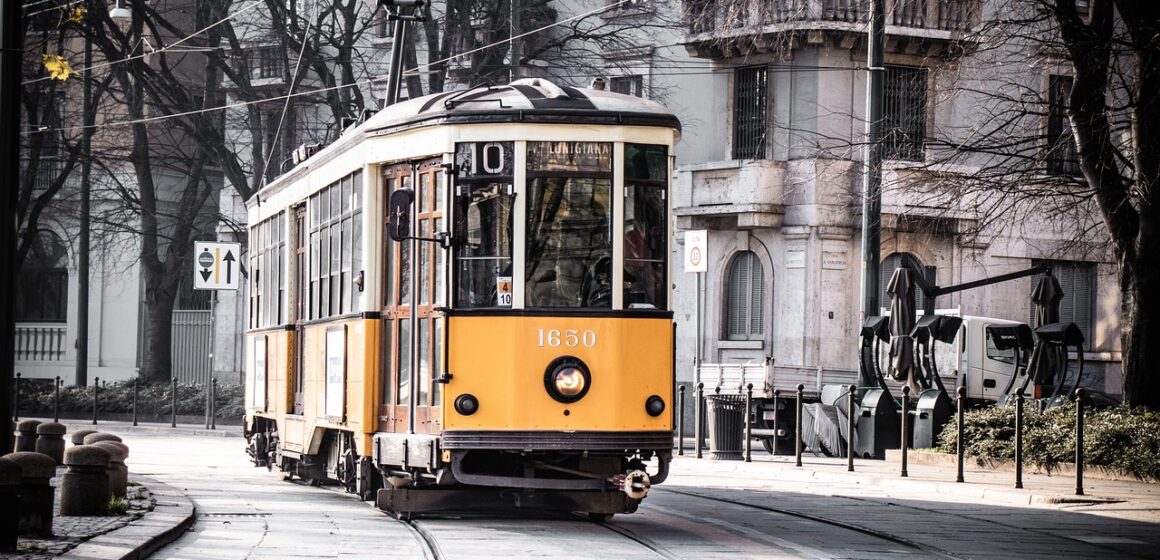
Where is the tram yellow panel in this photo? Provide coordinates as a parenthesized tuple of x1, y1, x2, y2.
(444, 316, 673, 431)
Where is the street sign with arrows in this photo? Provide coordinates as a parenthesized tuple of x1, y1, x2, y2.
(194, 241, 242, 291)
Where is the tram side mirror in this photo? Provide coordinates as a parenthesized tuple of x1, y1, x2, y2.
(388, 188, 415, 242)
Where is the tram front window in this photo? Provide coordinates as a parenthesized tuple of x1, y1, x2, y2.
(455, 182, 513, 307)
(526, 141, 613, 308)
(624, 143, 668, 310)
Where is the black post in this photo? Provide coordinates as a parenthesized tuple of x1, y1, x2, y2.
(847, 384, 856, 472)
(1015, 388, 1024, 489)
(677, 385, 685, 456)
(211, 378, 218, 430)
(900, 385, 910, 477)
(795, 384, 804, 467)
(744, 383, 753, 463)
(1075, 388, 1085, 496)
(771, 389, 780, 456)
(53, 376, 61, 422)
(132, 379, 139, 427)
(0, 0, 25, 459)
(205, 382, 211, 429)
(171, 377, 178, 428)
(12, 373, 18, 421)
(91, 376, 99, 425)
(694, 382, 704, 459)
(859, 0, 886, 320)
(956, 386, 965, 483)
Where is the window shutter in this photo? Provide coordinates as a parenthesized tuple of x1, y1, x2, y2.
(751, 262, 765, 336)
(726, 251, 764, 340)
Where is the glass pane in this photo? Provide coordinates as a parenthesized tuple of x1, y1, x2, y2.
(342, 218, 352, 313)
(341, 174, 352, 215)
(320, 186, 330, 226)
(433, 319, 443, 405)
(434, 217, 445, 306)
(525, 176, 612, 308)
(455, 182, 514, 306)
(381, 319, 393, 405)
(625, 144, 667, 182)
(421, 221, 431, 305)
(434, 170, 444, 212)
(527, 141, 612, 173)
(352, 212, 363, 311)
(330, 182, 340, 221)
(397, 319, 410, 405)
(418, 318, 430, 405)
(352, 170, 363, 211)
(400, 239, 411, 305)
(624, 183, 667, 309)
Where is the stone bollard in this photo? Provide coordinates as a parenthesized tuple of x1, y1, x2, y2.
(2, 451, 57, 536)
(60, 446, 111, 516)
(92, 441, 129, 499)
(14, 420, 42, 453)
(70, 429, 99, 446)
(0, 457, 20, 551)
(83, 433, 123, 445)
(34, 422, 67, 465)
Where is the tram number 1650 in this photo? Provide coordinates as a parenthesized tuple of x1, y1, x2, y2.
(537, 328, 597, 349)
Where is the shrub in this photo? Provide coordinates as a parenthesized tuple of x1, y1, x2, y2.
(14, 378, 243, 420)
(938, 404, 1160, 481)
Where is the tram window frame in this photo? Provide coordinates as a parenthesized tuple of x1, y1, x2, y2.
(249, 211, 286, 329)
(453, 141, 515, 309)
(525, 141, 614, 309)
(623, 143, 668, 310)
(308, 170, 363, 320)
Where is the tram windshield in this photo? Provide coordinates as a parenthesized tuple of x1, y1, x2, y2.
(454, 142, 514, 308)
(526, 141, 613, 308)
(624, 144, 668, 310)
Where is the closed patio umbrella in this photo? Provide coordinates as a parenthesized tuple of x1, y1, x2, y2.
(1027, 274, 1066, 391)
(887, 267, 917, 388)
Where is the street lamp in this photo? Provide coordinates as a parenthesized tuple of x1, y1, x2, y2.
(109, 0, 130, 21)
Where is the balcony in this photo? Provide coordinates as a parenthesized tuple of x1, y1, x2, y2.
(685, 0, 978, 57)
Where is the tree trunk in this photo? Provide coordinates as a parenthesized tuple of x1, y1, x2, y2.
(1121, 228, 1160, 409)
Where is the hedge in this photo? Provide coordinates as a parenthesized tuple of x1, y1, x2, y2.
(14, 378, 244, 420)
(937, 404, 1160, 482)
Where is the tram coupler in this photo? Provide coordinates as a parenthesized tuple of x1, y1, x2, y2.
(611, 470, 650, 500)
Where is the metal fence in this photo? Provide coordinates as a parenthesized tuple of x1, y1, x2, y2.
(171, 310, 212, 385)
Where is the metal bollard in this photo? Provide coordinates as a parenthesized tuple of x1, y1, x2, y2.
(744, 383, 753, 463)
(900, 385, 910, 478)
(132, 379, 139, 427)
(171, 377, 178, 428)
(91, 377, 100, 425)
(13, 372, 20, 421)
(677, 385, 685, 456)
(795, 384, 804, 467)
(771, 389, 780, 456)
(1015, 388, 1024, 489)
(956, 386, 965, 483)
(1076, 388, 1086, 496)
(212, 378, 218, 430)
(847, 384, 856, 472)
(694, 383, 704, 459)
(52, 376, 61, 423)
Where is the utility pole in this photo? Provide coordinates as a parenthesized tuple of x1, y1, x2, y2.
(0, 0, 24, 454)
(859, 0, 886, 321)
(509, 0, 520, 82)
(77, 32, 93, 388)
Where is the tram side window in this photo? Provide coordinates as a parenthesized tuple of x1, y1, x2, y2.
(454, 141, 515, 308)
(309, 170, 363, 320)
(624, 144, 668, 310)
(249, 212, 286, 329)
(526, 141, 613, 309)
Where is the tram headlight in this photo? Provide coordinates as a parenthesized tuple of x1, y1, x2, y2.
(544, 357, 591, 404)
(645, 395, 665, 417)
(454, 394, 479, 416)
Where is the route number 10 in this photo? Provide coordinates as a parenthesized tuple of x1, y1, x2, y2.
(537, 328, 597, 348)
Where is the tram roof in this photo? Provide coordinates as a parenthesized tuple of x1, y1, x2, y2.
(359, 78, 682, 135)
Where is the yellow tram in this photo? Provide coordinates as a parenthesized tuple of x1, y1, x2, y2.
(243, 79, 679, 517)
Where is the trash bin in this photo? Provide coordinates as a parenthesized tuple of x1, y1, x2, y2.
(706, 394, 745, 460)
(912, 389, 954, 449)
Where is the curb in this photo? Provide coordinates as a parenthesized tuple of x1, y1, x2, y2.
(57, 420, 243, 439)
(885, 449, 1150, 483)
(60, 475, 195, 560)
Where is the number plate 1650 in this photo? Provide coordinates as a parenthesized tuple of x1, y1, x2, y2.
(536, 328, 597, 348)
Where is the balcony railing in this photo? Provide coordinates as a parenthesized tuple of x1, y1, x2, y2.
(688, 0, 976, 35)
(15, 323, 67, 362)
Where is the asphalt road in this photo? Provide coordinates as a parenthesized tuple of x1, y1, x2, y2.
(113, 430, 1159, 560)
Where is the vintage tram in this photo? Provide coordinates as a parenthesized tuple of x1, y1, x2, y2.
(243, 78, 679, 518)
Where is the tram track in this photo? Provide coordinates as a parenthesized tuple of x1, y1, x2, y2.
(655, 487, 967, 560)
(400, 517, 447, 560)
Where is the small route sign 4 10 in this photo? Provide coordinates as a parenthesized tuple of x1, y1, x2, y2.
(194, 241, 242, 291)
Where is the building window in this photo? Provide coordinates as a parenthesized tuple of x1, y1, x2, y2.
(880, 252, 926, 310)
(883, 65, 927, 161)
(733, 65, 767, 160)
(249, 213, 286, 329)
(1047, 75, 1080, 176)
(309, 171, 364, 320)
(17, 230, 68, 323)
(725, 251, 764, 340)
(376, 10, 395, 39)
(1030, 260, 1095, 346)
(255, 46, 285, 79)
(610, 75, 644, 97)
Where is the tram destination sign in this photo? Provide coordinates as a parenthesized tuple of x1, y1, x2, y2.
(194, 241, 242, 291)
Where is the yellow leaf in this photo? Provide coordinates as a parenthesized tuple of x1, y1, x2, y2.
(67, 6, 87, 23)
(42, 54, 74, 81)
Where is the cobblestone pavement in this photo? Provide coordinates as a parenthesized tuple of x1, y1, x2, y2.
(9, 471, 153, 559)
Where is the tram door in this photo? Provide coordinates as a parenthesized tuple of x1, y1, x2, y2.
(380, 158, 446, 434)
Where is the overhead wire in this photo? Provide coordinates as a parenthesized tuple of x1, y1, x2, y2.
(258, 0, 317, 186)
